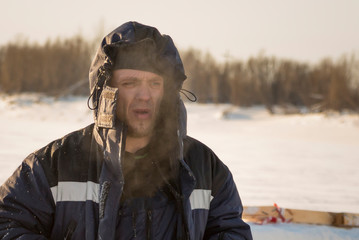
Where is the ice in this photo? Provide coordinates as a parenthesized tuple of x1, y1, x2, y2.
(1, 94, 359, 239)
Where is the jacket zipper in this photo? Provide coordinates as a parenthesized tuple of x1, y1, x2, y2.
(146, 209, 152, 240)
(64, 220, 77, 240)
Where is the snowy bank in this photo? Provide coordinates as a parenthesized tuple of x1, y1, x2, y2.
(1, 94, 359, 239)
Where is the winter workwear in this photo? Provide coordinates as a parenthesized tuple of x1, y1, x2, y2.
(0, 22, 252, 239)
(0, 124, 252, 239)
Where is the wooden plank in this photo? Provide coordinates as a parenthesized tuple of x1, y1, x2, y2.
(243, 206, 277, 224)
(284, 208, 335, 225)
(243, 206, 359, 227)
(335, 213, 359, 227)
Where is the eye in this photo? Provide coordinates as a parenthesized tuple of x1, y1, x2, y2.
(121, 80, 136, 87)
(150, 80, 163, 88)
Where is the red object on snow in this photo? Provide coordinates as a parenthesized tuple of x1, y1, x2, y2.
(257, 203, 292, 225)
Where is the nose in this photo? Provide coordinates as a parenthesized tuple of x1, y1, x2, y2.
(136, 83, 151, 101)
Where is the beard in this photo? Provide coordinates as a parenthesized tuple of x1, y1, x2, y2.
(126, 120, 155, 138)
(120, 83, 182, 200)
(121, 97, 180, 200)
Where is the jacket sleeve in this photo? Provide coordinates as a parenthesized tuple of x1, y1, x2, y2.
(204, 170, 252, 240)
(0, 154, 55, 239)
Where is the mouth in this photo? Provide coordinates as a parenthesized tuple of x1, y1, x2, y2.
(133, 108, 151, 119)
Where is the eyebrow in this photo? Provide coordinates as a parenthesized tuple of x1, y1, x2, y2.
(119, 76, 140, 82)
(119, 76, 163, 82)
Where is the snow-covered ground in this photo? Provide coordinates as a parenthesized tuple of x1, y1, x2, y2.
(1, 93, 359, 239)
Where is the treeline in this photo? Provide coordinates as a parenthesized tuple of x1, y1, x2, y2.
(0, 35, 92, 95)
(0, 35, 358, 112)
(182, 49, 359, 113)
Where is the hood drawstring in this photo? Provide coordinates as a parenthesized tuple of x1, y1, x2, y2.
(180, 89, 197, 102)
(87, 81, 99, 111)
(88, 62, 112, 113)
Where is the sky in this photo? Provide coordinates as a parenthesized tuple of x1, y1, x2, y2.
(2, 0, 359, 63)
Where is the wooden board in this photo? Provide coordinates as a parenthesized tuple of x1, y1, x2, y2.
(243, 205, 359, 228)
(335, 212, 359, 227)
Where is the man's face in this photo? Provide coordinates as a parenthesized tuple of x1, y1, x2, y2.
(110, 69, 164, 138)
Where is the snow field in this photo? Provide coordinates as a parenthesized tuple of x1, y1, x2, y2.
(1, 94, 359, 239)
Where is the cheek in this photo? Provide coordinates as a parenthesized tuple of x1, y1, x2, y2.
(156, 89, 164, 105)
(154, 93, 164, 111)
(115, 96, 128, 120)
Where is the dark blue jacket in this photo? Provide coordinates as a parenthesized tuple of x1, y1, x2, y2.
(0, 124, 252, 239)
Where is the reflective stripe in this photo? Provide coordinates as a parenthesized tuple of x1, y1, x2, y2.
(50, 181, 100, 204)
(50, 183, 213, 209)
(189, 189, 213, 210)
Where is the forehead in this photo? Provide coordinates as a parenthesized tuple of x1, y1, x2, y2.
(112, 69, 164, 81)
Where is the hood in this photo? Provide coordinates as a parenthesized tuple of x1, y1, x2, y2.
(87, 24, 193, 235)
(88, 21, 188, 146)
(88, 21, 187, 127)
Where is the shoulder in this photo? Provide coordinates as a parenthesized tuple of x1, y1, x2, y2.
(183, 136, 224, 169)
(183, 136, 229, 196)
(34, 124, 95, 159)
(183, 136, 212, 153)
(32, 124, 97, 185)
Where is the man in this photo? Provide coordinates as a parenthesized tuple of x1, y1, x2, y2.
(0, 22, 252, 239)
